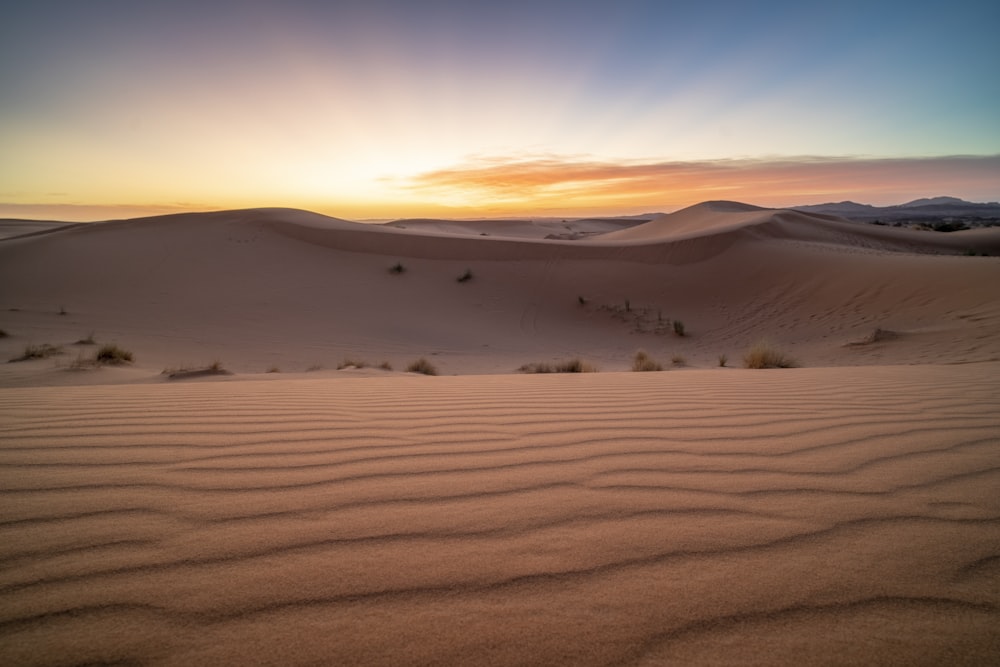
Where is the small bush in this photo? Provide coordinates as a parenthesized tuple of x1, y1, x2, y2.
(743, 341, 797, 369)
(74, 332, 96, 345)
(671, 354, 686, 366)
(378, 361, 393, 371)
(267, 366, 281, 373)
(519, 359, 597, 373)
(406, 358, 438, 375)
(457, 269, 473, 283)
(337, 359, 368, 370)
(632, 350, 663, 372)
(518, 362, 553, 373)
(164, 361, 230, 380)
(718, 354, 728, 367)
(58, 306, 68, 316)
(389, 262, 406, 274)
(95, 344, 133, 365)
(672, 320, 686, 336)
(554, 358, 597, 373)
(9, 343, 62, 362)
(578, 296, 588, 306)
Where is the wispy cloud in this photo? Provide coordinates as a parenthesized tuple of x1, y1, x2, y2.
(406, 154, 1000, 211)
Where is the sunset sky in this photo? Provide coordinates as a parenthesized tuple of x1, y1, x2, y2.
(2, 0, 998, 221)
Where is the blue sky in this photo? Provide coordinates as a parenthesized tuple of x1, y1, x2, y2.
(2, 0, 998, 220)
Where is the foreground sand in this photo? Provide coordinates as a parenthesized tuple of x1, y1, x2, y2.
(2, 364, 999, 665)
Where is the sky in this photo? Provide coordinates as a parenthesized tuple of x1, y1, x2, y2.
(1, 0, 998, 221)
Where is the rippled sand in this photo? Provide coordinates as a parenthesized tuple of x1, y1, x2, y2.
(3, 364, 998, 665)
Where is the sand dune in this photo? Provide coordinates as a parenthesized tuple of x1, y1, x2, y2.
(1, 204, 998, 381)
(1, 203, 999, 664)
(1, 365, 998, 665)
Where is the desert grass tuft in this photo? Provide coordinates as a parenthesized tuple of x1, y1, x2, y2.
(267, 366, 281, 373)
(378, 361, 393, 371)
(164, 361, 230, 380)
(632, 350, 663, 372)
(388, 262, 406, 274)
(518, 362, 553, 373)
(457, 269, 473, 283)
(406, 358, 438, 375)
(9, 343, 62, 362)
(555, 358, 596, 373)
(671, 354, 686, 366)
(95, 344, 133, 365)
(519, 359, 597, 373)
(74, 332, 96, 345)
(718, 353, 728, 367)
(672, 320, 686, 336)
(337, 359, 369, 370)
(743, 341, 797, 369)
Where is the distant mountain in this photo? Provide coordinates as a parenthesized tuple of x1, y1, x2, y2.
(898, 196, 970, 208)
(793, 197, 1000, 222)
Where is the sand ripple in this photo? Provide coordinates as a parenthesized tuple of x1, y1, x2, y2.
(1, 365, 999, 665)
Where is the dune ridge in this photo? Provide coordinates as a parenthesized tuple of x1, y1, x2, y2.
(2, 204, 999, 380)
(1, 364, 999, 665)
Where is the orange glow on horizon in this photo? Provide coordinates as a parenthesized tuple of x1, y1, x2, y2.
(2, 154, 998, 222)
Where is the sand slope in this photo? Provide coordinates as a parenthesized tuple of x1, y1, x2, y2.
(1, 364, 999, 665)
(1, 204, 999, 382)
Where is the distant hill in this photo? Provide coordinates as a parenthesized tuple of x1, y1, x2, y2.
(794, 197, 1000, 222)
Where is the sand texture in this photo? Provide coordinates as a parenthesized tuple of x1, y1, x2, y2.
(1, 203, 999, 664)
(2, 367, 999, 665)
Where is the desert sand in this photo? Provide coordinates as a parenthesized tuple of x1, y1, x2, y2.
(1, 203, 999, 665)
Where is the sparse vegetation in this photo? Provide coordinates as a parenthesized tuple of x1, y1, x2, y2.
(74, 332, 96, 345)
(389, 262, 406, 274)
(518, 362, 553, 373)
(632, 350, 663, 372)
(95, 344, 133, 365)
(337, 359, 369, 370)
(673, 320, 686, 337)
(520, 359, 596, 373)
(743, 341, 797, 369)
(406, 358, 438, 375)
(457, 269, 473, 283)
(671, 354, 686, 366)
(554, 358, 596, 373)
(9, 343, 62, 362)
(306, 364, 323, 372)
(578, 296, 588, 306)
(164, 361, 230, 380)
(58, 306, 68, 316)
(267, 366, 281, 373)
(379, 361, 393, 371)
(718, 353, 728, 367)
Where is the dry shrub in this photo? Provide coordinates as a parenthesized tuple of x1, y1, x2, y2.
(95, 344, 133, 365)
(406, 358, 438, 375)
(519, 359, 597, 373)
(632, 350, 663, 372)
(9, 343, 62, 362)
(743, 341, 797, 369)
